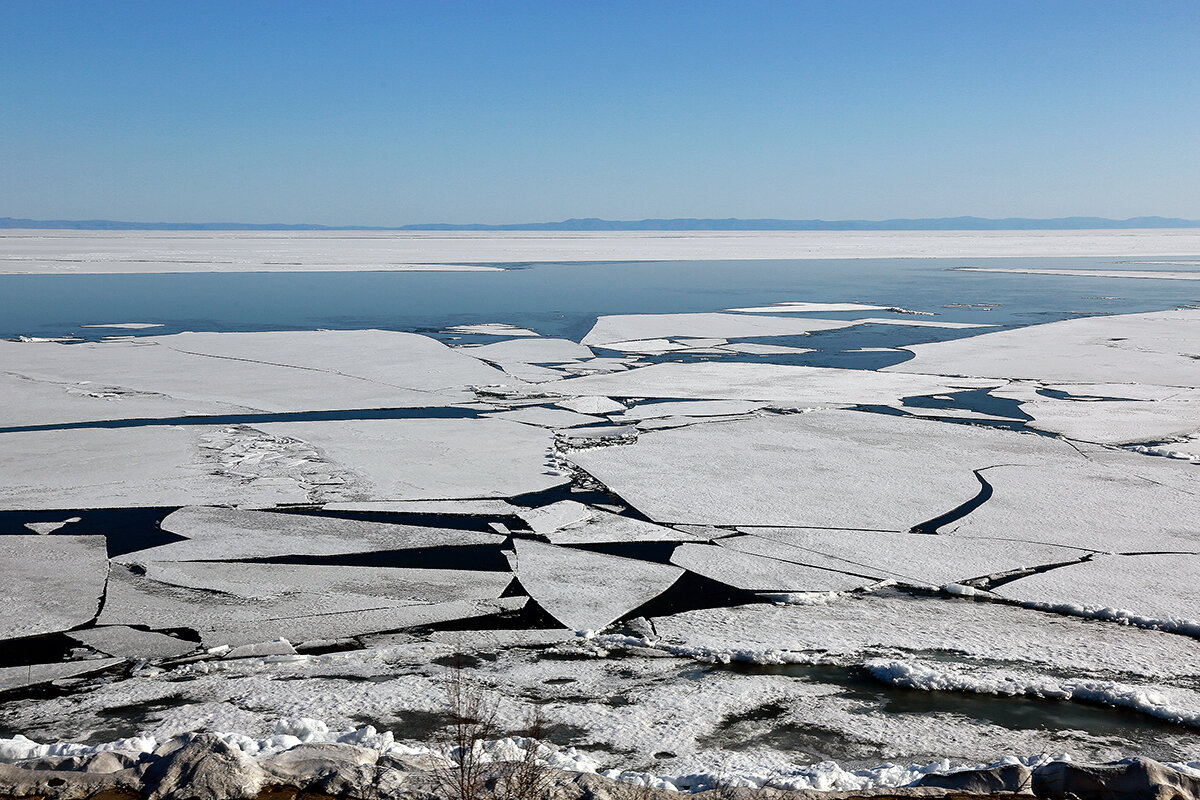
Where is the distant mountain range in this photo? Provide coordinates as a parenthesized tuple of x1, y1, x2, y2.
(3, 215, 1199, 231)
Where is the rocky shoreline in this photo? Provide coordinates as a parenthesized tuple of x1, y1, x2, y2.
(2, 733, 1198, 800)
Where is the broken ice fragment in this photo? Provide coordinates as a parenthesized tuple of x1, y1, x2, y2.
(1, 535, 108, 640)
(510, 540, 682, 631)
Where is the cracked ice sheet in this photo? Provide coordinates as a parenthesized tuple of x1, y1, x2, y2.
(948, 462, 1200, 553)
(992, 554, 1200, 627)
(97, 566, 518, 648)
(992, 383, 1200, 444)
(510, 540, 682, 631)
(671, 542, 874, 592)
(255, 418, 569, 500)
(545, 362, 1002, 406)
(581, 313, 856, 347)
(725, 530, 1085, 589)
(0, 330, 502, 422)
(128, 506, 502, 562)
(0, 535, 109, 641)
(888, 309, 1200, 388)
(567, 410, 1079, 529)
(0, 426, 314, 510)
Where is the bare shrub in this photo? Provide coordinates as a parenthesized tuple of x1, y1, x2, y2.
(435, 651, 554, 800)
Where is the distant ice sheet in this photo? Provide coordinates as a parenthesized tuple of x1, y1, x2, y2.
(954, 267, 1200, 280)
(6, 229, 1200, 273)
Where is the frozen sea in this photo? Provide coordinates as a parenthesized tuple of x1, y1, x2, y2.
(1, 234, 1199, 792)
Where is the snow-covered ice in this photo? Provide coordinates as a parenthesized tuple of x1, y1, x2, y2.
(4, 287, 1200, 780)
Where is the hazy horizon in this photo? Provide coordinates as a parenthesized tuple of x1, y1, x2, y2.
(5, 213, 1200, 232)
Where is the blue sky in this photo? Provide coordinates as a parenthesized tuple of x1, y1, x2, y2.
(2, 1, 1198, 225)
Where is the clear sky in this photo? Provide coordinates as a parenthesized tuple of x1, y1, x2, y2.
(2, 1, 1198, 225)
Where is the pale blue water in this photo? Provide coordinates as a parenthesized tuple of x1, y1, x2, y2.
(2, 257, 1197, 348)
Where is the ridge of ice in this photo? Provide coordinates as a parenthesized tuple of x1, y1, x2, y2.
(866, 658, 1200, 727)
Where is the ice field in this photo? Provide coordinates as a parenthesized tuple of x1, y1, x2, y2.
(1, 231, 1199, 791)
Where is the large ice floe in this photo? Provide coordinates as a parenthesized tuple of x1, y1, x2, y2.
(567, 410, 1080, 529)
(889, 309, 1200, 387)
(2, 297, 1199, 796)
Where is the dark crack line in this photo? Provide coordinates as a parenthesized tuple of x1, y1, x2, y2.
(0, 406, 482, 434)
(909, 469, 994, 534)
